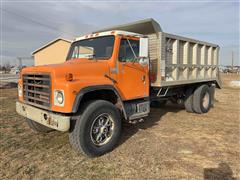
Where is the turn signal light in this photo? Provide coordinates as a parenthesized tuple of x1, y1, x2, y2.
(65, 73, 73, 81)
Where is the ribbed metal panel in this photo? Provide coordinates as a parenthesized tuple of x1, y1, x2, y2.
(155, 32, 220, 87)
(147, 33, 159, 84)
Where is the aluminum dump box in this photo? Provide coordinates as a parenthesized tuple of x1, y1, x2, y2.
(148, 32, 220, 87)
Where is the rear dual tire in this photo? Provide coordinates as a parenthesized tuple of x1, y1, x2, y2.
(184, 88, 194, 113)
(184, 85, 212, 114)
(192, 85, 211, 114)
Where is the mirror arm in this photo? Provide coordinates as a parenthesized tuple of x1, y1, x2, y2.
(126, 38, 137, 59)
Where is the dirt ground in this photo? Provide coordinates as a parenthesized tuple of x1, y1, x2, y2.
(0, 74, 239, 179)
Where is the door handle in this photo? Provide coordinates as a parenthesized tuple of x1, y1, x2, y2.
(141, 75, 146, 82)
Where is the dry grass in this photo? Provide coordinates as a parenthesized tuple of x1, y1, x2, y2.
(0, 74, 239, 179)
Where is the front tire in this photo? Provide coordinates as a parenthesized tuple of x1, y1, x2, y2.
(26, 118, 53, 133)
(69, 100, 122, 157)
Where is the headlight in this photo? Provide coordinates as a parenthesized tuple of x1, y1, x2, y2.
(56, 92, 64, 104)
(54, 90, 64, 106)
(18, 84, 22, 97)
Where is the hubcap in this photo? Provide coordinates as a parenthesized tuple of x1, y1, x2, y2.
(202, 92, 210, 109)
(90, 113, 114, 146)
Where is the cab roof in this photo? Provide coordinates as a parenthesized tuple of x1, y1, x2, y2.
(75, 30, 143, 42)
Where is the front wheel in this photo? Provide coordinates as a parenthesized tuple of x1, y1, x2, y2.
(69, 100, 122, 157)
(26, 118, 53, 133)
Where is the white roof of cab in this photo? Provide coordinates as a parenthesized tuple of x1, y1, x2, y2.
(75, 30, 143, 42)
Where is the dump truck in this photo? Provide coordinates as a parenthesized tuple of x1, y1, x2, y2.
(16, 19, 221, 157)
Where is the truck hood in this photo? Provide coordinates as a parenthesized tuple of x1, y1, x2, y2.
(21, 59, 110, 81)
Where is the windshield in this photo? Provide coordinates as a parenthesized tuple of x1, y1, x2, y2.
(67, 36, 115, 60)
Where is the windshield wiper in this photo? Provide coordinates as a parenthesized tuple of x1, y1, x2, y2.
(95, 56, 109, 60)
(86, 54, 96, 59)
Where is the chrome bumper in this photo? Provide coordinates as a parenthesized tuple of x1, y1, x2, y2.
(16, 102, 70, 132)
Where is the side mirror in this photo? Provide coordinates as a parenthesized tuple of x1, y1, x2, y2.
(139, 37, 148, 58)
(139, 37, 149, 66)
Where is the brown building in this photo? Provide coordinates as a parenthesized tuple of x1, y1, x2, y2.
(32, 38, 71, 66)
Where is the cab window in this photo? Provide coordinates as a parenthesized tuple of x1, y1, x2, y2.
(118, 39, 139, 62)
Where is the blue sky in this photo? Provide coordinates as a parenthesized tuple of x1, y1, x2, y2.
(1, 0, 239, 66)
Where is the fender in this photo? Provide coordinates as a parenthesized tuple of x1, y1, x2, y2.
(72, 85, 127, 119)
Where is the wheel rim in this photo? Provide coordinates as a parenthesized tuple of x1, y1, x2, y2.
(202, 92, 210, 109)
(90, 113, 115, 146)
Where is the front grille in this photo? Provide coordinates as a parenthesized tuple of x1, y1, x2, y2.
(23, 73, 51, 109)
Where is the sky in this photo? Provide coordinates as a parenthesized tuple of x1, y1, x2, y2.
(0, 0, 239, 66)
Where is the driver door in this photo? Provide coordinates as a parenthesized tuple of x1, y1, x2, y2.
(115, 38, 149, 100)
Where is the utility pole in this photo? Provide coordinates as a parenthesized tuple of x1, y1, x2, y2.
(17, 57, 22, 69)
(17, 56, 34, 69)
(231, 51, 234, 70)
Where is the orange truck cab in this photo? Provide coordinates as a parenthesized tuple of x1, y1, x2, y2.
(16, 30, 152, 156)
(16, 19, 220, 157)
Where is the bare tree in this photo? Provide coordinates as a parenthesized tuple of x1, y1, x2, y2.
(3, 62, 11, 73)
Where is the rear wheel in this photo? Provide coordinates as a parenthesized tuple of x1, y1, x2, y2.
(192, 85, 211, 114)
(184, 88, 194, 113)
(26, 118, 53, 133)
(209, 85, 216, 107)
(69, 100, 122, 157)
